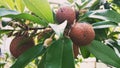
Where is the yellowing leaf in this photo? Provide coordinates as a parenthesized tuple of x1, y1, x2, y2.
(23, 0, 54, 24)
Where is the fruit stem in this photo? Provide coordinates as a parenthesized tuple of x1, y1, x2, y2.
(1, 27, 47, 31)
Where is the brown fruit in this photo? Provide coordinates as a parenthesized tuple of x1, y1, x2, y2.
(56, 6, 76, 26)
(10, 36, 34, 58)
(69, 23, 95, 46)
(73, 43, 79, 58)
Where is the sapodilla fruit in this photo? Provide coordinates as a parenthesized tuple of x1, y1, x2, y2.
(10, 36, 34, 58)
(56, 6, 75, 26)
(69, 23, 95, 46)
(73, 43, 79, 58)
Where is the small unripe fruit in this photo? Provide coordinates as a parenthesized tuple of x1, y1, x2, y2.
(69, 23, 95, 46)
(10, 36, 34, 58)
(56, 6, 76, 26)
(44, 38, 53, 47)
(73, 43, 79, 58)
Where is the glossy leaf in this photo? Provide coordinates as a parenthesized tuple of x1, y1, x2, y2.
(44, 37, 75, 68)
(45, 39, 63, 68)
(49, 21, 67, 37)
(62, 37, 75, 68)
(5, 13, 47, 26)
(11, 45, 46, 68)
(80, 46, 90, 58)
(92, 21, 118, 29)
(15, 0, 25, 12)
(86, 40, 120, 67)
(38, 37, 75, 68)
(0, 8, 47, 26)
(113, 40, 120, 54)
(89, 9, 120, 23)
(107, 39, 120, 54)
(23, 0, 54, 23)
(0, 8, 19, 16)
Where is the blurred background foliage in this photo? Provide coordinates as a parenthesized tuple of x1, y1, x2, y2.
(0, 0, 120, 68)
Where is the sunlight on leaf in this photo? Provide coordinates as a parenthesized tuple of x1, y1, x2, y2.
(23, 0, 54, 24)
(92, 21, 118, 29)
(0, 8, 19, 16)
(3, 0, 15, 9)
(89, 10, 120, 23)
(15, 0, 25, 12)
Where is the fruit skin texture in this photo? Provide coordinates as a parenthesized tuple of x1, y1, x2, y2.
(56, 6, 76, 26)
(69, 23, 95, 46)
(73, 43, 79, 58)
(10, 36, 34, 58)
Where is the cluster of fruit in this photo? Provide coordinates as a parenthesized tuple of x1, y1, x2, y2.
(56, 6, 95, 58)
(10, 6, 95, 58)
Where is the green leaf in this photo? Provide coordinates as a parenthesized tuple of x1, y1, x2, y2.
(44, 37, 75, 68)
(0, 29, 13, 34)
(11, 45, 46, 68)
(81, 0, 86, 2)
(80, 46, 90, 58)
(38, 54, 46, 68)
(49, 21, 67, 37)
(89, 0, 100, 10)
(86, 40, 120, 67)
(89, 9, 120, 23)
(107, 39, 120, 53)
(113, 43, 120, 54)
(3, 0, 15, 9)
(109, 32, 120, 37)
(62, 37, 75, 68)
(75, 0, 89, 10)
(78, 11, 93, 21)
(95, 29, 108, 41)
(2, 21, 8, 27)
(45, 39, 63, 68)
(112, 0, 120, 7)
(23, 0, 54, 23)
(0, 8, 47, 26)
(92, 21, 118, 29)
(5, 13, 47, 26)
(0, 0, 8, 8)
(15, 0, 25, 12)
(67, 0, 74, 3)
(0, 63, 6, 68)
